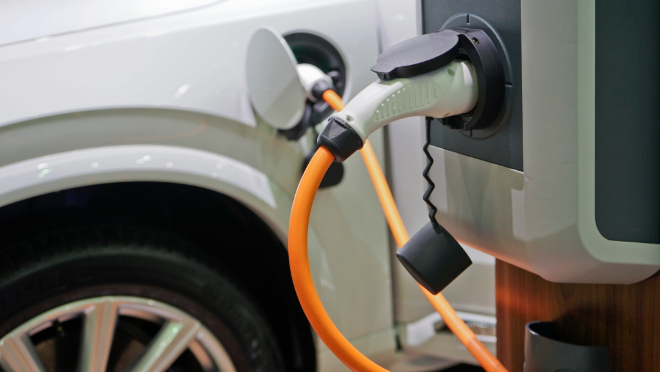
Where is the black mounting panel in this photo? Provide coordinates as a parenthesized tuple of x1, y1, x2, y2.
(423, 1, 523, 171)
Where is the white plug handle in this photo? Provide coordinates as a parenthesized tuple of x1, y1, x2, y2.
(297, 63, 332, 102)
(337, 61, 478, 141)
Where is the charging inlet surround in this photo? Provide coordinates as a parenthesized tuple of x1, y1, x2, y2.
(439, 28, 505, 131)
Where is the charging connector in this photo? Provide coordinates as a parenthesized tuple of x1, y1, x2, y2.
(319, 60, 477, 162)
(297, 63, 335, 102)
(317, 27, 504, 162)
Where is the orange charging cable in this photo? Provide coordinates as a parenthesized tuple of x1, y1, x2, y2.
(288, 90, 507, 371)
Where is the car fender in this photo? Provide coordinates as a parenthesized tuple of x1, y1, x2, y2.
(0, 108, 394, 348)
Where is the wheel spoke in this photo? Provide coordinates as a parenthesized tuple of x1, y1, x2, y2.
(0, 333, 47, 372)
(128, 319, 200, 372)
(78, 299, 118, 372)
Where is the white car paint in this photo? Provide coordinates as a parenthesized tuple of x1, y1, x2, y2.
(0, 0, 222, 46)
(0, 145, 276, 209)
(0, 0, 378, 128)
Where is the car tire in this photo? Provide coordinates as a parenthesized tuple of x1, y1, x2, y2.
(0, 224, 285, 372)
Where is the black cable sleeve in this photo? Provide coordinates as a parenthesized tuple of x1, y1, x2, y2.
(311, 81, 334, 101)
(317, 116, 363, 162)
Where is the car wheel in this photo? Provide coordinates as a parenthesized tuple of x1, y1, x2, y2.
(0, 224, 285, 372)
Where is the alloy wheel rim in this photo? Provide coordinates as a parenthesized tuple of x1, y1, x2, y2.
(0, 296, 237, 372)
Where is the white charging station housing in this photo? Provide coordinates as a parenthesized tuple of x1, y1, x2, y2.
(425, 0, 660, 284)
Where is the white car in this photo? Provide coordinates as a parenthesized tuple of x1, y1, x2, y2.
(0, 0, 495, 371)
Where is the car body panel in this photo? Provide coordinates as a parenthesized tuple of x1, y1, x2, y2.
(0, 0, 223, 46)
(0, 0, 378, 129)
(0, 0, 397, 368)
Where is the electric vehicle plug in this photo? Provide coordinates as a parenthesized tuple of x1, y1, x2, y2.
(318, 27, 505, 162)
(279, 63, 339, 141)
(294, 65, 347, 188)
(319, 60, 477, 162)
(297, 63, 335, 102)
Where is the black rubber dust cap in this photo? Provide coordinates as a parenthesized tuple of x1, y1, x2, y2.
(371, 29, 460, 81)
(396, 221, 472, 295)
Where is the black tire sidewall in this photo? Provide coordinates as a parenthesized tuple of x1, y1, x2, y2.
(0, 230, 284, 372)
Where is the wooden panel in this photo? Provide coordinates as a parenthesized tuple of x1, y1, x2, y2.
(495, 260, 660, 371)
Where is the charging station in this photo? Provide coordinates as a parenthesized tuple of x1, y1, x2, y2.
(301, 0, 659, 370)
(422, 0, 660, 284)
(416, 1, 659, 370)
